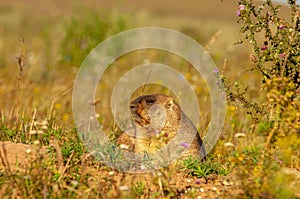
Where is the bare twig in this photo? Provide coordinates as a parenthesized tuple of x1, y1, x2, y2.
(140, 67, 151, 95)
(58, 151, 74, 182)
(205, 30, 222, 51)
(16, 39, 25, 126)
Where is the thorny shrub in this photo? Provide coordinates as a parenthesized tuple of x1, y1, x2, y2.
(223, 0, 300, 197)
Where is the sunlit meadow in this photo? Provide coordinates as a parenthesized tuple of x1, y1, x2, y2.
(0, 0, 299, 198)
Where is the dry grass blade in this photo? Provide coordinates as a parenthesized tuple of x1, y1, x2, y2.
(16, 39, 26, 126)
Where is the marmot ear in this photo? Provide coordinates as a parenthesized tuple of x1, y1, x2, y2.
(166, 99, 174, 108)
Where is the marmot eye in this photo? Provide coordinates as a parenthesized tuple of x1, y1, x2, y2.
(145, 99, 156, 104)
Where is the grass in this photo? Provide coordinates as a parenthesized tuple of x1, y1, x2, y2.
(181, 156, 230, 182)
(0, 0, 299, 198)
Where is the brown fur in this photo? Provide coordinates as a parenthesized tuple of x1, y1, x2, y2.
(117, 94, 205, 160)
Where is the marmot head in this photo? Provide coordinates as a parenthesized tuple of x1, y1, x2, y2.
(129, 94, 181, 128)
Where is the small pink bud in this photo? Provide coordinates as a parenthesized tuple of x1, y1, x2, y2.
(279, 24, 285, 30)
(180, 142, 189, 149)
(261, 45, 267, 51)
(279, 53, 286, 59)
(236, 5, 245, 17)
(239, 5, 246, 11)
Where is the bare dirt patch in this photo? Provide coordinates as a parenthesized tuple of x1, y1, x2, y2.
(0, 141, 46, 170)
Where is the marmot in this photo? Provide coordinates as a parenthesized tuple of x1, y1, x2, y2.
(117, 94, 206, 162)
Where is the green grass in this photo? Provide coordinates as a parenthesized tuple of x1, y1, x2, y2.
(181, 156, 230, 182)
